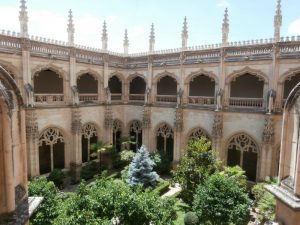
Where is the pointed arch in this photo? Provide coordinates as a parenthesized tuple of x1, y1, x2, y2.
(127, 72, 147, 84)
(76, 69, 101, 81)
(38, 127, 65, 174)
(226, 132, 259, 181)
(109, 71, 125, 81)
(127, 120, 143, 151)
(32, 64, 66, 79)
(185, 69, 218, 85)
(0, 60, 20, 79)
(226, 66, 268, 85)
(112, 119, 123, 152)
(153, 71, 178, 84)
(279, 67, 300, 84)
(81, 123, 98, 162)
(155, 122, 174, 161)
(187, 127, 211, 142)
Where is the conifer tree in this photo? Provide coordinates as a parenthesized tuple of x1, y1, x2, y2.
(127, 145, 159, 188)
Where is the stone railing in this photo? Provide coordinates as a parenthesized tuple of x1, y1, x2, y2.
(228, 97, 264, 108)
(34, 94, 64, 104)
(31, 41, 69, 58)
(129, 94, 145, 102)
(79, 93, 98, 102)
(111, 93, 122, 101)
(188, 96, 215, 106)
(156, 95, 177, 103)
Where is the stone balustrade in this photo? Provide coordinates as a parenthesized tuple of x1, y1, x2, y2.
(111, 93, 122, 101)
(129, 94, 145, 102)
(34, 94, 64, 104)
(156, 95, 177, 103)
(228, 97, 264, 108)
(188, 96, 215, 106)
(78, 94, 98, 102)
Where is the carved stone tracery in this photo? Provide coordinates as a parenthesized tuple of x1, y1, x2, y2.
(262, 117, 274, 145)
(228, 133, 258, 153)
(39, 128, 64, 146)
(189, 128, 209, 140)
(174, 107, 183, 132)
(81, 123, 97, 139)
(157, 123, 173, 138)
(129, 120, 142, 134)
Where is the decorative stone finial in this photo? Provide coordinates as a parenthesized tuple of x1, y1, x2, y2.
(149, 23, 155, 52)
(222, 8, 229, 47)
(102, 21, 108, 51)
(19, 0, 29, 38)
(181, 16, 188, 50)
(124, 29, 129, 55)
(67, 9, 75, 46)
(274, 0, 282, 42)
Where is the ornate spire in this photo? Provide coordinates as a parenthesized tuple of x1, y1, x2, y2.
(181, 16, 188, 49)
(102, 21, 108, 51)
(222, 8, 229, 47)
(19, 0, 29, 38)
(124, 29, 129, 55)
(67, 9, 75, 46)
(274, 0, 282, 42)
(149, 23, 155, 52)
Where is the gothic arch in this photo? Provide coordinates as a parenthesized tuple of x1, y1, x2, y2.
(127, 72, 147, 84)
(226, 132, 260, 181)
(187, 127, 211, 142)
(226, 66, 269, 85)
(153, 71, 179, 84)
(109, 71, 125, 82)
(81, 122, 99, 162)
(32, 64, 66, 79)
(0, 66, 24, 112)
(76, 69, 101, 81)
(279, 67, 300, 84)
(127, 120, 143, 151)
(155, 122, 174, 161)
(38, 127, 66, 174)
(0, 60, 20, 79)
(112, 119, 124, 152)
(185, 69, 218, 85)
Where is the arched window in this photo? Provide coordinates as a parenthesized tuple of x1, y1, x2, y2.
(188, 128, 211, 142)
(34, 69, 64, 103)
(34, 69, 63, 93)
(156, 75, 177, 103)
(283, 74, 300, 99)
(227, 133, 258, 181)
(109, 75, 122, 101)
(81, 123, 98, 163)
(229, 73, 264, 108)
(113, 119, 122, 152)
(189, 75, 215, 105)
(39, 128, 65, 174)
(129, 76, 146, 102)
(128, 120, 143, 151)
(77, 73, 98, 102)
(156, 123, 174, 161)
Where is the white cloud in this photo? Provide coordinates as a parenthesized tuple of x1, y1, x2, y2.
(217, 0, 230, 7)
(288, 18, 300, 35)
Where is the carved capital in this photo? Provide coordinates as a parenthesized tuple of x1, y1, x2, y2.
(212, 113, 223, 139)
(262, 117, 274, 145)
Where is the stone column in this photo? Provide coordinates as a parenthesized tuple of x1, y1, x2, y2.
(212, 113, 224, 161)
(123, 81, 129, 103)
(142, 105, 151, 150)
(260, 116, 275, 180)
(2, 113, 15, 213)
(173, 107, 183, 163)
(70, 107, 82, 183)
(69, 47, 77, 104)
(104, 104, 113, 144)
(25, 109, 39, 177)
(21, 38, 33, 106)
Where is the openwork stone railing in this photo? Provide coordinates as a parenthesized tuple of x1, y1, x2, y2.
(79, 94, 98, 102)
(188, 96, 215, 105)
(34, 94, 64, 104)
(156, 95, 177, 103)
(129, 94, 145, 102)
(111, 93, 122, 101)
(228, 97, 264, 108)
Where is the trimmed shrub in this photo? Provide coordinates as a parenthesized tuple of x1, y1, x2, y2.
(48, 169, 65, 189)
(184, 212, 199, 225)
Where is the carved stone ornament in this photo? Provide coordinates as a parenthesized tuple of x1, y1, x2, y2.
(39, 128, 64, 147)
(262, 117, 274, 145)
(228, 133, 258, 153)
(71, 108, 82, 134)
(104, 105, 113, 129)
(129, 120, 142, 134)
(26, 110, 38, 139)
(157, 123, 173, 138)
(142, 106, 151, 128)
(21, 38, 31, 51)
(174, 107, 183, 132)
(212, 114, 223, 138)
(189, 128, 210, 140)
(81, 123, 97, 139)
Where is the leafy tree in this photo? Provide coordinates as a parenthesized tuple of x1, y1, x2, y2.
(151, 150, 171, 174)
(252, 177, 277, 223)
(29, 177, 60, 225)
(192, 173, 251, 225)
(172, 137, 220, 202)
(120, 149, 136, 163)
(54, 178, 177, 225)
(220, 165, 247, 189)
(127, 145, 159, 188)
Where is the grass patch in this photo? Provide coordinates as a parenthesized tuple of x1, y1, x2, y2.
(174, 199, 190, 225)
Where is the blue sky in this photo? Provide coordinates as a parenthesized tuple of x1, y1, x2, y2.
(0, 0, 299, 53)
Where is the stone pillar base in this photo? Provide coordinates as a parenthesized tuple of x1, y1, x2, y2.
(70, 162, 82, 184)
